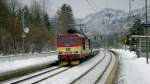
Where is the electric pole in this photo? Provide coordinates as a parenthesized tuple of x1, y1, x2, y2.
(129, 0, 132, 17)
(145, 0, 148, 64)
(22, 8, 25, 53)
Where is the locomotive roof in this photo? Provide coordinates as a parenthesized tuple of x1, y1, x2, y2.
(57, 33, 88, 39)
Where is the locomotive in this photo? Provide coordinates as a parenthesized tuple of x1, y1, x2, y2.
(56, 30, 92, 65)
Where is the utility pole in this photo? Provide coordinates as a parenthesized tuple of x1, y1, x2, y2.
(120, 32, 123, 49)
(22, 8, 25, 53)
(22, 8, 26, 53)
(145, 0, 148, 64)
(129, 0, 132, 17)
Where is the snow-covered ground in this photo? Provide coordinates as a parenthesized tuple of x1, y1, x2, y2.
(0, 51, 56, 62)
(113, 49, 150, 84)
(0, 54, 58, 78)
(2, 50, 108, 84)
(10, 50, 104, 84)
(35, 50, 115, 84)
(0, 49, 116, 84)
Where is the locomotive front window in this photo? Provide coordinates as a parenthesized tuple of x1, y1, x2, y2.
(58, 37, 78, 44)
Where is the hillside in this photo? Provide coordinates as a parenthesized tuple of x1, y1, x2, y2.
(77, 7, 150, 35)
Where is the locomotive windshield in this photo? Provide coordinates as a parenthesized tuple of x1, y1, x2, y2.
(58, 37, 78, 44)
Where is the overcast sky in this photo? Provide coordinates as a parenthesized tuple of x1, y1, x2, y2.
(21, 0, 149, 18)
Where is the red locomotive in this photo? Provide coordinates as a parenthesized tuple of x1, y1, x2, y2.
(57, 33, 92, 65)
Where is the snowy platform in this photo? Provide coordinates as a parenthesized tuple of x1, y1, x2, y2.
(113, 49, 150, 84)
(0, 54, 58, 81)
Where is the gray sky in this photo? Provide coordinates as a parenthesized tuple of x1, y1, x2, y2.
(22, 0, 148, 18)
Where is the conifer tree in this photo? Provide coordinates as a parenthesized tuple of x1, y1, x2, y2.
(57, 4, 74, 34)
(125, 17, 144, 46)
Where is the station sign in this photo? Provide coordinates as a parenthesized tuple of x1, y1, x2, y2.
(24, 27, 29, 33)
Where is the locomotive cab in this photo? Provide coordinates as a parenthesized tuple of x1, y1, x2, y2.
(57, 34, 80, 65)
(57, 34, 92, 65)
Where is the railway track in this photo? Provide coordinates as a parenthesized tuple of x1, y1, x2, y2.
(3, 66, 72, 84)
(2, 50, 113, 84)
(94, 51, 113, 84)
(32, 67, 71, 84)
(70, 50, 113, 84)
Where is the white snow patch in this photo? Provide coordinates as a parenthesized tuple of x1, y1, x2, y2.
(50, 51, 57, 53)
(112, 49, 150, 84)
(0, 55, 58, 77)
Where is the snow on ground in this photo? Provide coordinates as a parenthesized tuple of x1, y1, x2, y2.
(0, 55, 58, 77)
(75, 51, 115, 84)
(112, 49, 150, 84)
(18, 67, 69, 84)
(0, 51, 57, 62)
(97, 51, 116, 84)
(37, 50, 110, 84)
(0, 49, 116, 84)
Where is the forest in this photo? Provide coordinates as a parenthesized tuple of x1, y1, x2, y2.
(0, 0, 74, 55)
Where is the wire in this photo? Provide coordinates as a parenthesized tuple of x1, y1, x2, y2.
(90, 0, 99, 11)
(86, 0, 97, 12)
(83, 0, 100, 24)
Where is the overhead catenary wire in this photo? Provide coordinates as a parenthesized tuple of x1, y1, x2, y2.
(85, 0, 97, 13)
(83, 0, 99, 24)
(90, 0, 99, 11)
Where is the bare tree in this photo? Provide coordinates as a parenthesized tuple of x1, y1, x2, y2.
(5, 0, 21, 16)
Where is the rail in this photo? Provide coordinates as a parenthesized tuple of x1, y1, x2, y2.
(70, 50, 107, 84)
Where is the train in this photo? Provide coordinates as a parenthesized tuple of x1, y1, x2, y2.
(56, 32, 93, 65)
